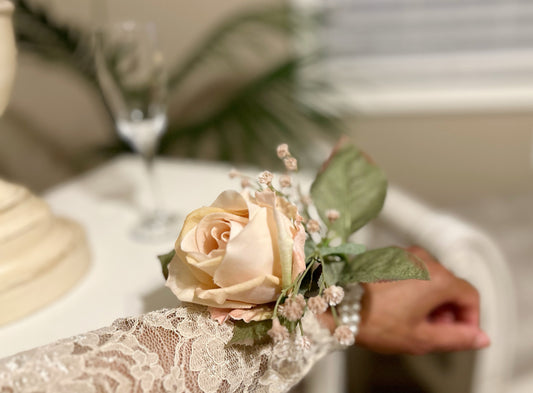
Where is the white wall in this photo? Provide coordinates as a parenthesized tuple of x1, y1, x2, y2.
(349, 115, 533, 206)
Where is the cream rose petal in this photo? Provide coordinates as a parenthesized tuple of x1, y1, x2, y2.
(255, 190, 297, 287)
(253, 191, 284, 278)
(211, 190, 249, 215)
(291, 222, 307, 280)
(196, 219, 229, 255)
(213, 207, 276, 288)
(208, 308, 231, 324)
(196, 274, 280, 305)
(228, 220, 245, 241)
(208, 305, 274, 324)
(175, 206, 225, 249)
(273, 207, 294, 288)
(242, 191, 262, 217)
(226, 306, 273, 322)
(166, 253, 253, 309)
(254, 190, 276, 207)
(166, 253, 212, 303)
(185, 255, 223, 280)
(193, 212, 247, 256)
(181, 229, 205, 258)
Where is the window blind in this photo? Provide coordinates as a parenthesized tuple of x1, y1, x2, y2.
(324, 0, 533, 57)
(305, 0, 533, 111)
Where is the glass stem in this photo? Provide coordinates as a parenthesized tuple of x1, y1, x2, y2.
(141, 146, 162, 217)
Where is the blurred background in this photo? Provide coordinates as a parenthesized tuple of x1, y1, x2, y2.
(1, 0, 532, 392)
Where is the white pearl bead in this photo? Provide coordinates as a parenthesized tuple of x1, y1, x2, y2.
(337, 283, 364, 343)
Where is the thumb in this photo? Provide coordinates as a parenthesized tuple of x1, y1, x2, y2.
(419, 322, 491, 352)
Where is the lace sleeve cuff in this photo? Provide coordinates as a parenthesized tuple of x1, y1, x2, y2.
(0, 305, 338, 393)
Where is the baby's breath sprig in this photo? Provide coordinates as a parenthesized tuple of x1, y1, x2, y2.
(257, 171, 274, 186)
(277, 143, 298, 173)
(228, 168, 260, 191)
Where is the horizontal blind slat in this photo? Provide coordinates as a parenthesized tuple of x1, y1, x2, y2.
(322, 0, 533, 56)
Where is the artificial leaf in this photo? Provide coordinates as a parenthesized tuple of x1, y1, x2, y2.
(299, 262, 322, 296)
(310, 142, 387, 241)
(318, 269, 325, 291)
(340, 247, 429, 284)
(157, 249, 175, 280)
(229, 319, 273, 345)
(322, 259, 346, 286)
(319, 243, 365, 257)
(304, 237, 316, 259)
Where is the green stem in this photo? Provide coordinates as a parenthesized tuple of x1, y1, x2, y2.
(330, 306, 340, 326)
(272, 288, 289, 319)
(267, 183, 290, 199)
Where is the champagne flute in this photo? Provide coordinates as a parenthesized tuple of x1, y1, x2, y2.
(93, 21, 178, 241)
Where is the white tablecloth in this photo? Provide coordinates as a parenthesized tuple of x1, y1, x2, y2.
(0, 155, 244, 358)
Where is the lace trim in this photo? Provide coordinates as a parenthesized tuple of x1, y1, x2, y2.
(0, 305, 335, 392)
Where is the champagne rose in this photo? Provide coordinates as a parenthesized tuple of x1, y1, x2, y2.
(166, 189, 306, 319)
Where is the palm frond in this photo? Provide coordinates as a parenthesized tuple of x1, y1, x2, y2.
(12, 2, 342, 167)
(13, 0, 96, 84)
(168, 5, 320, 89)
(161, 56, 343, 168)
(13, 0, 118, 133)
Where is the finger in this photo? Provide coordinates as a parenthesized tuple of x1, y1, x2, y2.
(448, 278, 481, 326)
(428, 304, 457, 324)
(456, 299, 480, 326)
(422, 262, 481, 326)
(419, 322, 490, 352)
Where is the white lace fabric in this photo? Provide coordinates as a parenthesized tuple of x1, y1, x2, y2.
(0, 305, 336, 392)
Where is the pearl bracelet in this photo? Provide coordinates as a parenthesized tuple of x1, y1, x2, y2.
(338, 283, 364, 337)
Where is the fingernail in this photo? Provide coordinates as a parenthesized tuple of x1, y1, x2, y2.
(474, 331, 491, 349)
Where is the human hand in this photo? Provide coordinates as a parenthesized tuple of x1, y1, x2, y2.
(355, 246, 490, 355)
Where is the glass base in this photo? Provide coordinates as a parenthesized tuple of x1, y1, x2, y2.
(130, 210, 181, 242)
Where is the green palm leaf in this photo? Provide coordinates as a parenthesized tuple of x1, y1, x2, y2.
(12, 2, 343, 167)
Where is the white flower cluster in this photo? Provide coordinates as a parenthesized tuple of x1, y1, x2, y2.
(268, 285, 357, 347)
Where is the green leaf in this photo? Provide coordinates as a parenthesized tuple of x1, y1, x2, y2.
(322, 259, 346, 286)
(229, 320, 273, 345)
(298, 262, 321, 296)
(319, 243, 365, 257)
(310, 142, 387, 241)
(157, 249, 175, 280)
(340, 247, 429, 284)
(304, 237, 316, 259)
